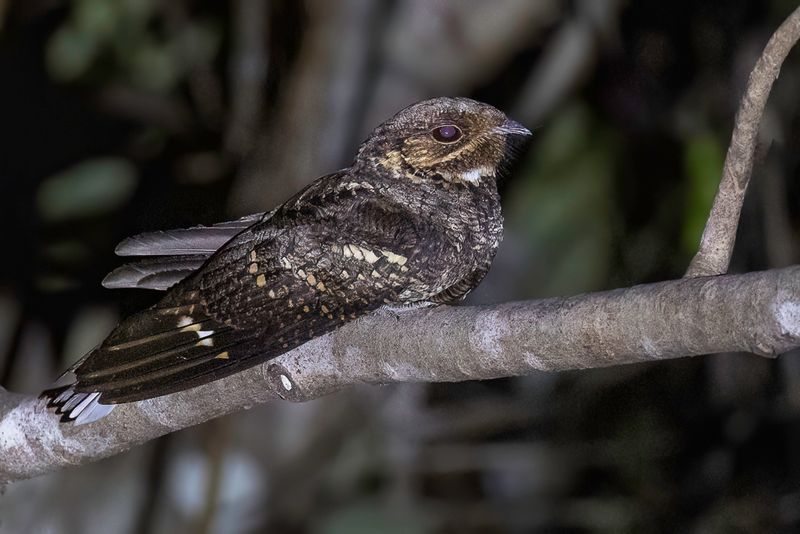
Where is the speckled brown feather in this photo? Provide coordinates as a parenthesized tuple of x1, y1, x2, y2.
(43, 97, 530, 412)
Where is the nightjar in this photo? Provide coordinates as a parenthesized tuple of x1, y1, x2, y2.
(43, 97, 531, 423)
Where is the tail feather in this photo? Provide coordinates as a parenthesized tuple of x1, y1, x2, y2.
(102, 255, 208, 290)
(104, 212, 269, 291)
(114, 212, 267, 257)
(80, 327, 243, 391)
(48, 287, 272, 406)
(41, 386, 115, 425)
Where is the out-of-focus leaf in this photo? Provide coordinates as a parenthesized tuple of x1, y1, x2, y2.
(109, 1, 153, 59)
(37, 158, 138, 221)
(120, 0, 154, 22)
(127, 41, 178, 92)
(74, 0, 118, 38)
(682, 133, 723, 255)
(46, 25, 100, 81)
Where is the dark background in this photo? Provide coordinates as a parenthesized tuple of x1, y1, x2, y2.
(2, 1, 800, 532)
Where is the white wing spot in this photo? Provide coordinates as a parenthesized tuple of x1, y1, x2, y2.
(382, 250, 408, 266)
(349, 245, 364, 260)
(362, 248, 380, 264)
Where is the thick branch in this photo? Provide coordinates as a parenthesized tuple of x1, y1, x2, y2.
(3, 266, 800, 484)
(686, 6, 800, 277)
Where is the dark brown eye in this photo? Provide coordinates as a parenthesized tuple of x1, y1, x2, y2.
(431, 125, 462, 143)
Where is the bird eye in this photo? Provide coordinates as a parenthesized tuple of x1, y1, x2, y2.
(431, 125, 462, 143)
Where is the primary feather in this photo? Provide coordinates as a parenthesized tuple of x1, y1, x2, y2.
(104, 212, 271, 290)
(102, 255, 208, 290)
(114, 212, 267, 256)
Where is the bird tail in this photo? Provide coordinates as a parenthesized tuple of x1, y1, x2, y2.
(40, 385, 116, 425)
(40, 284, 269, 420)
(102, 212, 267, 290)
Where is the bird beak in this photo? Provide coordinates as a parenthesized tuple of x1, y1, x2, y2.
(493, 118, 532, 137)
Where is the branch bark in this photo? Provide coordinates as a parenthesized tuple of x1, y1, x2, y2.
(3, 266, 800, 484)
(685, 5, 800, 277)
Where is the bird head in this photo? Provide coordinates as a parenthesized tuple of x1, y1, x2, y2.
(360, 97, 531, 185)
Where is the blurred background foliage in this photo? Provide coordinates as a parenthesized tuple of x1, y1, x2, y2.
(1, 0, 800, 532)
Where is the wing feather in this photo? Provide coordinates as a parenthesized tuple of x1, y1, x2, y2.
(102, 255, 208, 290)
(114, 212, 268, 256)
(103, 212, 271, 291)
(44, 183, 464, 411)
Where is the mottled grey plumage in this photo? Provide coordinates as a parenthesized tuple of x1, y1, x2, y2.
(42, 97, 530, 422)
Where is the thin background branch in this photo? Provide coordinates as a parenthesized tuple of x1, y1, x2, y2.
(685, 5, 800, 277)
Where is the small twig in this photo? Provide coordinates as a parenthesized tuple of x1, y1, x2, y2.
(685, 6, 800, 277)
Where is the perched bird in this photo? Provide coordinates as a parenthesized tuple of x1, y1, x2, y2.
(42, 97, 531, 424)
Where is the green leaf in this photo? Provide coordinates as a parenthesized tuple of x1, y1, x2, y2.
(127, 41, 178, 91)
(46, 25, 100, 81)
(37, 158, 138, 221)
(74, 0, 119, 38)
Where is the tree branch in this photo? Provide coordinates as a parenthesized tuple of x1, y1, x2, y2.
(685, 5, 800, 277)
(3, 266, 800, 484)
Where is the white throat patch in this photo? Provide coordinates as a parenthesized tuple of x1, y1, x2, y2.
(457, 166, 495, 184)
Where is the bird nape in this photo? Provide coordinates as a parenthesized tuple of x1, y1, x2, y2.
(41, 96, 532, 424)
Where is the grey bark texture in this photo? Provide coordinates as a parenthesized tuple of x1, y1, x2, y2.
(2, 266, 800, 484)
